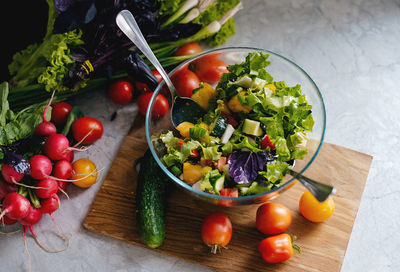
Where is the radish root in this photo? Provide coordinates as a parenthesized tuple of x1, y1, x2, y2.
(57, 187, 70, 200)
(30, 226, 71, 253)
(24, 227, 32, 272)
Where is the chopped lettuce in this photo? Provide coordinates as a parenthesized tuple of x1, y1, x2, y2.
(201, 145, 222, 161)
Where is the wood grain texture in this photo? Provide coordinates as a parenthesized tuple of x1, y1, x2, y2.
(83, 116, 372, 272)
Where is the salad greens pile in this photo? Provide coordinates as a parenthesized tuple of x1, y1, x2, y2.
(155, 52, 314, 196)
(7, 0, 242, 111)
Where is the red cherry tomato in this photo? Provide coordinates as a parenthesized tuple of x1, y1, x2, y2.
(256, 202, 292, 235)
(137, 92, 169, 119)
(135, 70, 163, 92)
(258, 234, 295, 263)
(201, 212, 232, 254)
(174, 42, 202, 56)
(71, 117, 104, 145)
(51, 102, 72, 126)
(219, 188, 239, 207)
(191, 54, 228, 84)
(108, 79, 134, 105)
(171, 68, 200, 98)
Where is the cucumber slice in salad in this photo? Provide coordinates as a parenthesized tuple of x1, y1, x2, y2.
(242, 118, 263, 136)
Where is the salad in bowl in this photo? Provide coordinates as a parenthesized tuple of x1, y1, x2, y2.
(147, 48, 325, 205)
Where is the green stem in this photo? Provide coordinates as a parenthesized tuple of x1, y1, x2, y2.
(28, 188, 41, 209)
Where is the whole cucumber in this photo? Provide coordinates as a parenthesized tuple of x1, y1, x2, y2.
(136, 150, 170, 248)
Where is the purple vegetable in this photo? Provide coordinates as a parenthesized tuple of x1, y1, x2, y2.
(2, 150, 30, 175)
(228, 151, 273, 184)
(53, 0, 97, 34)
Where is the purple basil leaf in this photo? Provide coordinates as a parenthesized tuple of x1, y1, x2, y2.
(3, 150, 30, 174)
(122, 53, 158, 89)
(53, 0, 97, 33)
(228, 151, 271, 184)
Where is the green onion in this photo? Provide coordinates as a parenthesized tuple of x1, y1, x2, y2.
(189, 126, 207, 140)
(170, 165, 182, 177)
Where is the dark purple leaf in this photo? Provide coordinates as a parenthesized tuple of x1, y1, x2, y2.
(122, 53, 158, 89)
(53, 0, 97, 33)
(228, 151, 273, 184)
(2, 150, 30, 175)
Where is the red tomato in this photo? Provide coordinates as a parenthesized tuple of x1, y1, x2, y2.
(220, 188, 239, 197)
(108, 79, 134, 105)
(201, 212, 232, 254)
(174, 42, 202, 56)
(51, 102, 72, 126)
(135, 70, 163, 92)
(219, 188, 238, 207)
(171, 68, 200, 98)
(137, 92, 169, 119)
(192, 54, 228, 84)
(256, 202, 292, 235)
(258, 234, 294, 263)
(71, 117, 104, 145)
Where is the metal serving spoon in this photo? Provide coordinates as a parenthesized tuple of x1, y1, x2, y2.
(116, 10, 205, 127)
(289, 169, 336, 202)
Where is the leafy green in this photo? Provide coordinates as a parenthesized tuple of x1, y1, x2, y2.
(239, 182, 272, 195)
(61, 106, 84, 136)
(192, 0, 240, 46)
(8, 0, 84, 92)
(201, 146, 222, 161)
(0, 82, 50, 146)
(259, 161, 290, 184)
(156, 0, 185, 17)
(9, 29, 84, 91)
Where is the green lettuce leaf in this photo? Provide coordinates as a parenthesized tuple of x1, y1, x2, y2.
(259, 161, 290, 184)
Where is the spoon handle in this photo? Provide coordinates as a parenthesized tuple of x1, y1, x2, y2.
(116, 10, 176, 95)
(289, 170, 336, 202)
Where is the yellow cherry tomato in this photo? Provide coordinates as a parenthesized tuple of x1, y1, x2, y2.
(71, 158, 98, 188)
(299, 190, 335, 222)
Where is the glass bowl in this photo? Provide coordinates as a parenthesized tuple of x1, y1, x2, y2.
(145, 47, 326, 206)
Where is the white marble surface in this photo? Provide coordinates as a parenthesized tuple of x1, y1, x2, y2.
(2, 0, 400, 271)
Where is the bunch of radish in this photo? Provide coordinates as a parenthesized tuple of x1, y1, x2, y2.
(0, 98, 103, 269)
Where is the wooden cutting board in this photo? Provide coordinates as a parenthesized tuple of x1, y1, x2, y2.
(83, 116, 373, 272)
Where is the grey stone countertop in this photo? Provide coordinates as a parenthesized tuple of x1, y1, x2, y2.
(1, 0, 400, 271)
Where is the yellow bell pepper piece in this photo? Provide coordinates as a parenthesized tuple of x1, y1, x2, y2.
(227, 91, 251, 113)
(191, 83, 216, 110)
(183, 163, 204, 184)
(176, 122, 194, 138)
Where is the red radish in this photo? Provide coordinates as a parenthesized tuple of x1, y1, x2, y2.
(19, 206, 42, 226)
(40, 194, 60, 214)
(53, 160, 73, 180)
(2, 215, 17, 225)
(64, 150, 74, 162)
(58, 181, 69, 193)
(1, 164, 24, 183)
(35, 178, 59, 198)
(0, 192, 31, 220)
(34, 121, 57, 137)
(0, 178, 8, 200)
(43, 134, 73, 161)
(29, 155, 53, 180)
(1, 178, 17, 200)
